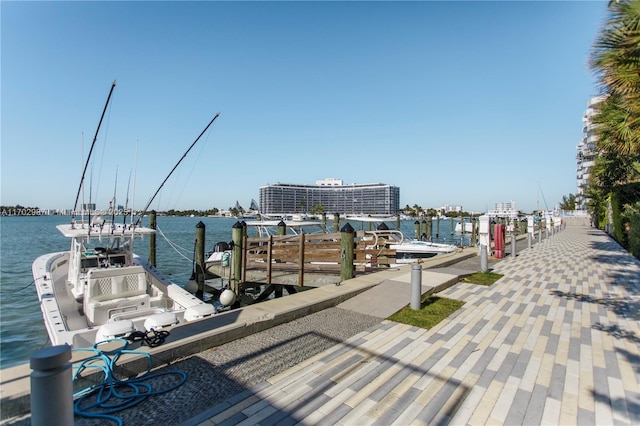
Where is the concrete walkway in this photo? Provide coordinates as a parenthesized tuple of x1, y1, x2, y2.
(187, 224, 640, 425)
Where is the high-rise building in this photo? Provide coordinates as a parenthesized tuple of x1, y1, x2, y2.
(259, 179, 400, 216)
(576, 96, 606, 210)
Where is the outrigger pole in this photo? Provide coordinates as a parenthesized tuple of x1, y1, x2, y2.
(71, 80, 117, 226)
(135, 112, 220, 226)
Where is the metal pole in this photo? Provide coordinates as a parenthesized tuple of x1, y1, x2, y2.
(480, 244, 488, 272)
(31, 345, 73, 426)
(511, 234, 516, 258)
(411, 263, 422, 310)
(527, 232, 532, 249)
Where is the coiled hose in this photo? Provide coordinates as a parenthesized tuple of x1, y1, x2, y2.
(72, 338, 187, 425)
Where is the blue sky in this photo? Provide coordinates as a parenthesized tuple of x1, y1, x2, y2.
(2, 1, 607, 213)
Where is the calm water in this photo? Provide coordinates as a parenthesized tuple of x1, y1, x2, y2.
(0, 215, 466, 369)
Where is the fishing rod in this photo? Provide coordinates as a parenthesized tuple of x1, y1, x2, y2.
(135, 112, 220, 226)
(71, 80, 117, 226)
(123, 169, 132, 225)
(111, 166, 118, 234)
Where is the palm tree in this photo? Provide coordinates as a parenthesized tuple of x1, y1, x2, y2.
(590, 0, 640, 157)
(588, 0, 640, 252)
(592, 94, 640, 157)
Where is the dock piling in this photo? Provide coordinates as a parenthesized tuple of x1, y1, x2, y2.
(340, 223, 355, 282)
(231, 221, 244, 295)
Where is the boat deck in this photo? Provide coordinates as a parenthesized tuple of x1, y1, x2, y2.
(53, 273, 86, 332)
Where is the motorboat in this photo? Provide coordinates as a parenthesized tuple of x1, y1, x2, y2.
(32, 82, 222, 348)
(242, 218, 327, 238)
(344, 215, 459, 264)
(32, 219, 217, 347)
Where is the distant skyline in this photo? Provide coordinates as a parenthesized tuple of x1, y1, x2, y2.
(2, 2, 608, 213)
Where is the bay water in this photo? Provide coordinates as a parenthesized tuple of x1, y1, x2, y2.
(0, 215, 464, 369)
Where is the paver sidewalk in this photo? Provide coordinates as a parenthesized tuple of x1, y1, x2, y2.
(189, 224, 640, 426)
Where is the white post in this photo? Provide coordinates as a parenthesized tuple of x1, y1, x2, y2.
(478, 215, 491, 272)
(478, 215, 491, 255)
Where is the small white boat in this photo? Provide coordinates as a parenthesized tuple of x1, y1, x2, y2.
(345, 216, 459, 264)
(242, 219, 327, 237)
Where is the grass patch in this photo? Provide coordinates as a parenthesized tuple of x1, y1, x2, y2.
(388, 296, 464, 330)
(459, 271, 503, 286)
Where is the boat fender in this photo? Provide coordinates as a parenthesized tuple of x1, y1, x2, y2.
(219, 289, 236, 307)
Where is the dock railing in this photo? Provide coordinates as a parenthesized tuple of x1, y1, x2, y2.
(240, 230, 396, 286)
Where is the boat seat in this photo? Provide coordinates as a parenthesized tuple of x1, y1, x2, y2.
(85, 266, 149, 325)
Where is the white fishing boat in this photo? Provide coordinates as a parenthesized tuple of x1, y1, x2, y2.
(345, 215, 459, 264)
(32, 219, 217, 347)
(32, 82, 223, 348)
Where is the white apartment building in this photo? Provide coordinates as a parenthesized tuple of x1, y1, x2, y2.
(576, 96, 606, 210)
(259, 179, 400, 216)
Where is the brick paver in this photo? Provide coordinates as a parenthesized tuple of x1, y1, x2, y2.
(192, 224, 640, 425)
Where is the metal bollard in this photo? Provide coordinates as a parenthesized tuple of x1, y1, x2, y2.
(511, 234, 516, 258)
(480, 244, 488, 272)
(538, 229, 542, 243)
(30, 344, 73, 426)
(527, 232, 532, 249)
(411, 263, 422, 310)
